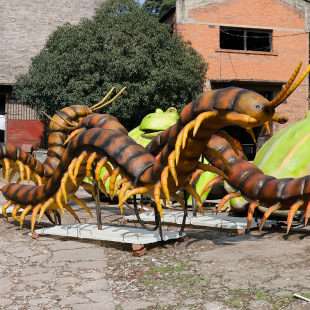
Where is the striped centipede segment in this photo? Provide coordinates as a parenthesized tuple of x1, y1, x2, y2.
(0, 87, 126, 225)
(1, 62, 310, 232)
(0, 86, 126, 184)
(204, 134, 310, 234)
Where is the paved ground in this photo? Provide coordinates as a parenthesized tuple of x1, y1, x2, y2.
(0, 178, 310, 310)
(0, 181, 114, 310)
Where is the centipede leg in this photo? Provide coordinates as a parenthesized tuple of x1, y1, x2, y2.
(189, 169, 204, 185)
(12, 205, 21, 222)
(73, 150, 88, 180)
(55, 210, 61, 225)
(8, 170, 16, 182)
(109, 167, 121, 198)
(38, 198, 55, 223)
(68, 158, 78, 185)
(118, 181, 132, 213)
(201, 176, 224, 196)
(216, 191, 241, 214)
(259, 202, 282, 231)
(247, 201, 260, 232)
(161, 166, 170, 204)
(286, 200, 304, 233)
(44, 211, 55, 225)
(2, 200, 13, 221)
(184, 183, 204, 214)
(154, 181, 163, 218)
(20, 205, 33, 229)
(204, 147, 232, 173)
(197, 162, 228, 179)
(114, 178, 128, 196)
(305, 201, 310, 226)
(171, 192, 185, 210)
(31, 204, 42, 231)
(71, 195, 93, 218)
(15, 160, 25, 183)
(216, 130, 239, 155)
(64, 205, 81, 223)
(168, 151, 178, 186)
(118, 187, 148, 211)
(3, 158, 10, 180)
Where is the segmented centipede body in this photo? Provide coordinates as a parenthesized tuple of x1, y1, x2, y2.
(0, 88, 127, 184)
(1, 63, 309, 231)
(2, 128, 154, 229)
(44, 105, 94, 176)
(204, 133, 310, 233)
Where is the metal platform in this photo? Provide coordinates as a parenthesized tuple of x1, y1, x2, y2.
(35, 223, 185, 245)
(125, 211, 276, 230)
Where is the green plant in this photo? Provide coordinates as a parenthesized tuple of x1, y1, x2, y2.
(143, 0, 176, 18)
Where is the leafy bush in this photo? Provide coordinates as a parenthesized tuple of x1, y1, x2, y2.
(14, 0, 207, 130)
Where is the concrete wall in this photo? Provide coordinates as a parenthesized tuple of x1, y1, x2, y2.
(0, 0, 105, 85)
(176, 0, 310, 130)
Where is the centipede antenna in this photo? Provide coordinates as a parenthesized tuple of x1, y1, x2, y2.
(91, 87, 115, 110)
(64, 127, 87, 145)
(92, 87, 127, 111)
(272, 63, 310, 107)
(56, 112, 76, 127)
(268, 60, 302, 107)
(40, 110, 76, 130)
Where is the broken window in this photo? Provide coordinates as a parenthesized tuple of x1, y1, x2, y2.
(220, 27, 272, 52)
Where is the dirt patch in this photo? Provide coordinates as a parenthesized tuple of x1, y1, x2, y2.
(104, 221, 310, 310)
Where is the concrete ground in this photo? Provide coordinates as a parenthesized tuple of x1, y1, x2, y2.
(0, 179, 115, 310)
(0, 178, 310, 310)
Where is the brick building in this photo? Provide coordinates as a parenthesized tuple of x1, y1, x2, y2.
(170, 0, 310, 157)
(0, 0, 105, 149)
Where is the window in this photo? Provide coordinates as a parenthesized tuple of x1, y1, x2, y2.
(220, 27, 272, 52)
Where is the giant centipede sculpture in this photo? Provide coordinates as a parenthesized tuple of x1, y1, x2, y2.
(0, 61, 309, 233)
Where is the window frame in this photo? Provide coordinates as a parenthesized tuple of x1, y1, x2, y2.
(220, 27, 273, 53)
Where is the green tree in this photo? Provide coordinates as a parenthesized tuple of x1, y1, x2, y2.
(143, 0, 176, 18)
(14, 0, 207, 130)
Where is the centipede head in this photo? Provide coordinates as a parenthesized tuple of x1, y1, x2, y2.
(231, 90, 273, 126)
(223, 62, 310, 129)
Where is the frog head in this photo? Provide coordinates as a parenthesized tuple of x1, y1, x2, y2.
(128, 107, 179, 147)
(139, 107, 179, 138)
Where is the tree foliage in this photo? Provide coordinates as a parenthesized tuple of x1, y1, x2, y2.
(143, 0, 176, 18)
(14, 0, 207, 130)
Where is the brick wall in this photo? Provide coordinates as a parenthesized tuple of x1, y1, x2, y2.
(176, 0, 310, 131)
(0, 0, 106, 85)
